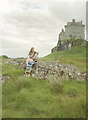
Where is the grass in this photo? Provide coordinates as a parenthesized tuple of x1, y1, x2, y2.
(2, 58, 86, 118)
(39, 45, 86, 72)
(47, 75, 64, 94)
(0, 58, 2, 119)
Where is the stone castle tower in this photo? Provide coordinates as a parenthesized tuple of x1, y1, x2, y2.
(59, 19, 85, 41)
(51, 19, 85, 53)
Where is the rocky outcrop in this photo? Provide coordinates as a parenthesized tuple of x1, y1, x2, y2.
(51, 41, 70, 53)
(5, 59, 87, 81)
(51, 39, 85, 53)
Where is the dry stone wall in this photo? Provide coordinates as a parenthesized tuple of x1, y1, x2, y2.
(4, 59, 87, 81)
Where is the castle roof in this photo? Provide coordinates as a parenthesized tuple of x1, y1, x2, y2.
(65, 19, 85, 27)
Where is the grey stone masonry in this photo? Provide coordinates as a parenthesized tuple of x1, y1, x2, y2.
(59, 19, 85, 41)
(4, 59, 87, 81)
(51, 19, 85, 53)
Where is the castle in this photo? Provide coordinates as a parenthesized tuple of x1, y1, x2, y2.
(51, 19, 85, 53)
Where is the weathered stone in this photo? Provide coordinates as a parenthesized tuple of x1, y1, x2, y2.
(0, 75, 10, 82)
(4, 59, 86, 81)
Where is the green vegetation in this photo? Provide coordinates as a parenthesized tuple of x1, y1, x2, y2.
(0, 58, 2, 120)
(48, 76, 64, 94)
(62, 37, 85, 46)
(2, 58, 86, 118)
(39, 45, 86, 72)
(0, 55, 9, 59)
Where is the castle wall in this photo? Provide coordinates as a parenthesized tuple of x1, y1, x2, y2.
(51, 19, 85, 53)
(59, 32, 66, 41)
(65, 24, 85, 39)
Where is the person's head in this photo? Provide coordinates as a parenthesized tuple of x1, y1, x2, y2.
(28, 47, 34, 56)
(30, 47, 34, 52)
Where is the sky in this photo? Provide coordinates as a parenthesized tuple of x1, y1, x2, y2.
(0, 0, 87, 58)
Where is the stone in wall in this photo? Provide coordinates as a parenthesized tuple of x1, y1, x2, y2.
(4, 59, 87, 81)
(5, 59, 26, 69)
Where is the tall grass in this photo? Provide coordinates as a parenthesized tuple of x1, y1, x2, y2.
(47, 75, 63, 94)
(0, 58, 2, 120)
(2, 58, 86, 118)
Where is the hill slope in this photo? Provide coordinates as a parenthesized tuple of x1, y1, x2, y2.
(40, 45, 86, 72)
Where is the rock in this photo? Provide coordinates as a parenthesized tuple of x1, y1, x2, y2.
(0, 75, 10, 82)
(4, 59, 86, 81)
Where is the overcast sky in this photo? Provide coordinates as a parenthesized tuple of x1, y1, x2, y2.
(0, 0, 87, 58)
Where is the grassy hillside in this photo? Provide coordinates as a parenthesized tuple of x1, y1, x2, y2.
(0, 58, 2, 120)
(2, 58, 86, 118)
(39, 45, 86, 72)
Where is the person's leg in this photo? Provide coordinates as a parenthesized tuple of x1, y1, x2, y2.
(25, 66, 31, 76)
